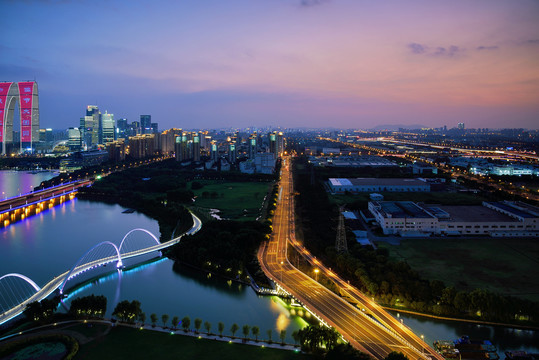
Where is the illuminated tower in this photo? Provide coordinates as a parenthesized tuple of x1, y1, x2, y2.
(0, 81, 40, 154)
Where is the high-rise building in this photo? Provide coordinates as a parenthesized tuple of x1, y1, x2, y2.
(211, 141, 218, 162)
(128, 134, 156, 159)
(67, 127, 82, 151)
(106, 139, 126, 163)
(151, 123, 158, 134)
(192, 133, 201, 162)
(457, 122, 465, 130)
(0, 81, 40, 154)
(160, 128, 182, 155)
(248, 136, 257, 159)
(116, 118, 128, 139)
(175, 132, 189, 162)
(140, 115, 151, 134)
(100, 111, 115, 144)
(80, 105, 100, 148)
(228, 142, 237, 163)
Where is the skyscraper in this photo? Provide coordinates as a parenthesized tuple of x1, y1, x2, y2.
(0, 81, 40, 154)
(100, 111, 115, 144)
(67, 127, 82, 151)
(80, 105, 100, 148)
(116, 118, 128, 139)
(140, 115, 151, 134)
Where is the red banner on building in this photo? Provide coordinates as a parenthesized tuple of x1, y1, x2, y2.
(18, 82, 34, 143)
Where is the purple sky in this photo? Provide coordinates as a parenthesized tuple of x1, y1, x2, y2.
(2, 0, 539, 130)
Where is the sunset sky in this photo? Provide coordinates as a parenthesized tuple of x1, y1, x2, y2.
(2, 0, 539, 130)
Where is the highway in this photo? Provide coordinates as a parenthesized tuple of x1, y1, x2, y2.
(259, 157, 444, 360)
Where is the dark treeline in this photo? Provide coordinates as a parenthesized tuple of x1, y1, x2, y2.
(167, 220, 272, 285)
(293, 157, 539, 326)
(0, 156, 61, 170)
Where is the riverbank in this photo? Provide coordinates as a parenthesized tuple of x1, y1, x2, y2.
(0, 320, 308, 360)
(383, 307, 539, 331)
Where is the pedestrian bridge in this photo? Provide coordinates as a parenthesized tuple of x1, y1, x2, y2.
(0, 212, 201, 325)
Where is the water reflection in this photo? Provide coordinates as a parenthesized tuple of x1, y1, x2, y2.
(172, 262, 247, 298)
(393, 311, 539, 354)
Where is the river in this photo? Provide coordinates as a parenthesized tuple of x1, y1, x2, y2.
(0, 170, 537, 352)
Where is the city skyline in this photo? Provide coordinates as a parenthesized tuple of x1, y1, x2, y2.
(2, 0, 539, 130)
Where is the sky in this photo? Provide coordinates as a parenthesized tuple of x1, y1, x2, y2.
(2, 0, 539, 130)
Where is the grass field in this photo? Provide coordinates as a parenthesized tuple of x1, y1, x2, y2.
(378, 237, 539, 302)
(76, 326, 310, 360)
(190, 181, 272, 220)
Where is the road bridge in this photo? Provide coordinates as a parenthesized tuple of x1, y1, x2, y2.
(0, 213, 201, 325)
(0, 180, 92, 228)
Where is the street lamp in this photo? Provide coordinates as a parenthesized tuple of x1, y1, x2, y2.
(314, 268, 319, 282)
(421, 334, 425, 355)
(280, 261, 284, 283)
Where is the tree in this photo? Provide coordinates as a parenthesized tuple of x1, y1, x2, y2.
(204, 321, 212, 334)
(162, 314, 169, 328)
(150, 313, 158, 327)
(291, 330, 299, 345)
(242, 325, 251, 340)
(172, 316, 179, 330)
(139, 312, 146, 326)
(24, 302, 44, 322)
(280, 329, 287, 345)
(267, 329, 273, 343)
(327, 344, 372, 360)
(69, 295, 106, 319)
(218, 322, 225, 337)
(230, 323, 239, 337)
(194, 318, 203, 333)
(112, 300, 142, 323)
(182, 316, 191, 332)
(252, 326, 260, 341)
(385, 351, 409, 360)
(298, 324, 339, 353)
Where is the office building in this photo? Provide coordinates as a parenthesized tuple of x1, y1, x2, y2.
(116, 118, 128, 139)
(67, 127, 82, 151)
(100, 111, 115, 144)
(140, 115, 151, 134)
(80, 105, 100, 148)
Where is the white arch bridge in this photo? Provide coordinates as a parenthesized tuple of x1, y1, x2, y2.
(0, 213, 201, 325)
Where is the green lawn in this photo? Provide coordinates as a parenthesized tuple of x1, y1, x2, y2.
(76, 326, 310, 360)
(378, 237, 539, 302)
(190, 181, 272, 220)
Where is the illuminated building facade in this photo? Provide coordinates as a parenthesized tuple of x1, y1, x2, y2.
(0, 81, 40, 154)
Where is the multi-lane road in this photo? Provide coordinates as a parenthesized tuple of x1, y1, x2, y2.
(258, 157, 444, 360)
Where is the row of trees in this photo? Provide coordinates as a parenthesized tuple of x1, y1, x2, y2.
(111, 304, 291, 344)
(69, 294, 107, 319)
(292, 156, 539, 325)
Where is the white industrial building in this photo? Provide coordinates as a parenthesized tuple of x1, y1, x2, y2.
(368, 200, 539, 237)
(329, 178, 430, 194)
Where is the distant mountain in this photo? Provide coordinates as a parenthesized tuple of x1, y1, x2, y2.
(368, 124, 427, 131)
